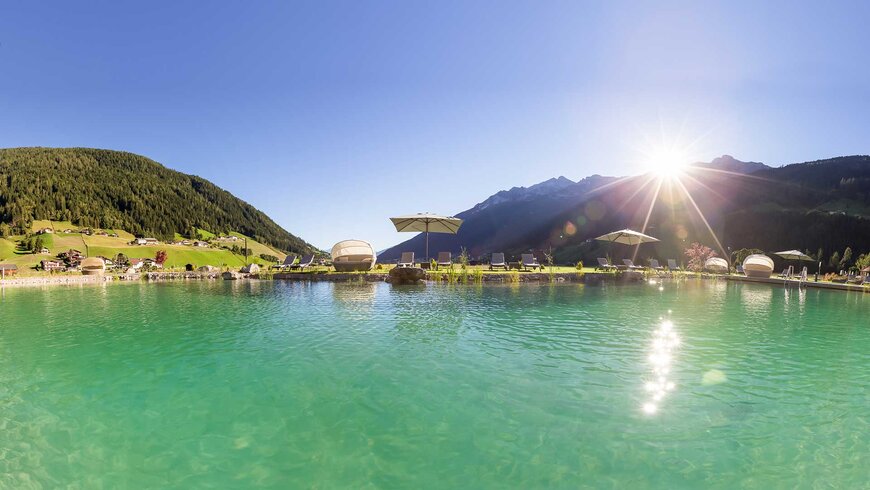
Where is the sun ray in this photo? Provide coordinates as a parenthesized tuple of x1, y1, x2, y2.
(633, 177, 663, 262)
(679, 172, 728, 201)
(586, 174, 640, 195)
(674, 177, 729, 262)
(686, 165, 776, 183)
(614, 175, 658, 213)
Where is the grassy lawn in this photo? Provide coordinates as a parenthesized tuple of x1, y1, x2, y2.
(1, 226, 288, 271)
(218, 231, 286, 260)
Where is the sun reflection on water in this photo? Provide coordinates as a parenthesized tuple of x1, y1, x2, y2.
(642, 316, 680, 415)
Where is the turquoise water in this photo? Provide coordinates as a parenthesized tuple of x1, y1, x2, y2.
(0, 280, 867, 488)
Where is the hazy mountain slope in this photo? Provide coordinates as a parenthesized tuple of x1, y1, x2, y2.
(378, 175, 616, 261)
(379, 155, 870, 265)
(0, 147, 316, 254)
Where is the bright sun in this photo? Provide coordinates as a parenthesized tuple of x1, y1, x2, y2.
(647, 147, 690, 178)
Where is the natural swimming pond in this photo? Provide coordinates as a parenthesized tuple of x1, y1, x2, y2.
(1, 280, 867, 487)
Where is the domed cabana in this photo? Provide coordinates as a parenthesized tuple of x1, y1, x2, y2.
(742, 254, 774, 278)
(81, 257, 106, 276)
(704, 257, 729, 273)
(331, 240, 377, 272)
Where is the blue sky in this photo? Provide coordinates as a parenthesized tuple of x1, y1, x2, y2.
(2, 1, 869, 250)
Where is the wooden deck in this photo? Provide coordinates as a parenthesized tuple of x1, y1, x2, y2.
(723, 274, 869, 293)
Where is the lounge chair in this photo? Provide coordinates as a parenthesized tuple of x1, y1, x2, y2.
(649, 259, 668, 276)
(667, 259, 680, 272)
(736, 264, 744, 274)
(436, 252, 452, 269)
(271, 254, 297, 270)
(489, 253, 508, 271)
(596, 257, 618, 271)
(521, 254, 543, 271)
(778, 266, 794, 279)
(622, 259, 644, 271)
(291, 254, 315, 271)
(398, 252, 415, 268)
(847, 272, 864, 284)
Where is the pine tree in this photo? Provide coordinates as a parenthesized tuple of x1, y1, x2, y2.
(829, 251, 840, 271)
(839, 247, 852, 270)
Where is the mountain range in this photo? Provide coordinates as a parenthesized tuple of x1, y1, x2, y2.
(379, 154, 870, 267)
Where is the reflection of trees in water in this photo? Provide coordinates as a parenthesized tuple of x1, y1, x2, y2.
(331, 282, 378, 304)
(331, 282, 380, 319)
(390, 285, 469, 340)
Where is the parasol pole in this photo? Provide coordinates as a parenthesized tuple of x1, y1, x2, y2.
(425, 220, 429, 262)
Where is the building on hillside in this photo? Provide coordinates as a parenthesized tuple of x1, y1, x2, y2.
(37, 227, 53, 234)
(141, 258, 163, 268)
(58, 249, 84, 261)
(95, 231, 108, 236)
(58, 249, 84, 267)
(108, 233, 119, 238)
(62, 228, 74, 233)
(193, 241, 209, 247)
(0, 264, 18, 277)
(41, 260, 64, 272)
(39, 247, 50, 254)
(79, 229, 92, 235)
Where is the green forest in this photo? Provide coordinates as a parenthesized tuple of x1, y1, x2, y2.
(0, 147, 316, 254)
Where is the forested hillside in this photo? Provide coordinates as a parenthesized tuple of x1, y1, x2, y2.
(0, 147, 315, 254)
(379, 155, 870, 270)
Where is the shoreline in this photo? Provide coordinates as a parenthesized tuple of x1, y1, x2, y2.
(0, 271, 224, 288)
(3, 270, 868, 294)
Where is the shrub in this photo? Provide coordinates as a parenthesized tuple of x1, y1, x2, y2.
(684, 243, 716, 272)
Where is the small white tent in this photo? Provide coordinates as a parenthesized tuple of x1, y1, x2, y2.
(704, 257, 729, 273)
(80, 257, 105, 276)
(742, 254, 774, 278)
(331, 240, 377, 272)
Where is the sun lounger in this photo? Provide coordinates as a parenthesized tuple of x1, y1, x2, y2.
(291, 254, 315, 271)
(648, 258, 668, 276)
(847, 272, 864, 284)
(398, 252, 415, 268)
(271, 254, 297, 270)
(667, 259, 680, 271)
(436, 252, 452, 269)
(622, 259, 644, 271)
(596, 257, 618, 271)
(779, 266, 794, 279)
(521, 254, 543, 271)
(489, 253, 508, 270)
